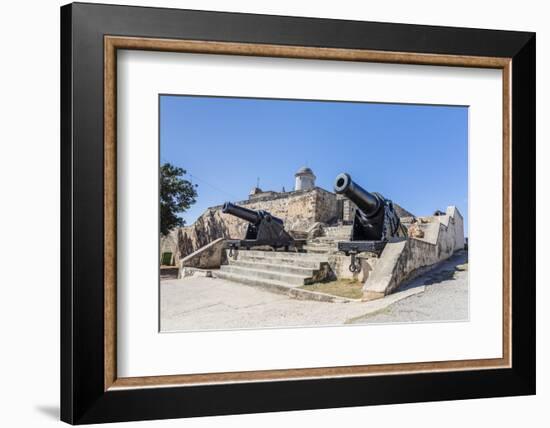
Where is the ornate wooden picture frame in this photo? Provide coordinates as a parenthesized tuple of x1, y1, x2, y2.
(61, 2, 535, 424)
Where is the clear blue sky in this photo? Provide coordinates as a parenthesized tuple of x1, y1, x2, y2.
(160, 95, 468, 232)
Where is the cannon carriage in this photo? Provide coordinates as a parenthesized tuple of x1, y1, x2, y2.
(333, 173, 407, 271)
(222, 202, 303, 254)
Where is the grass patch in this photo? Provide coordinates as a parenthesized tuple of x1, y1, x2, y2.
(300, 279, 364, 300)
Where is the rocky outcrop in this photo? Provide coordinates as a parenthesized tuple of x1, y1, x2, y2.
(175, 209, 247, 261)
(407, 220, 425, 238)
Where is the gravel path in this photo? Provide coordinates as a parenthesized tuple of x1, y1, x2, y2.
(350, 251, 469, 324)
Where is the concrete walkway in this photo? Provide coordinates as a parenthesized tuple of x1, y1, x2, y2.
(160, 251, 468, 332)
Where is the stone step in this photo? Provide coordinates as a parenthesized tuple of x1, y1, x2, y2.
(324, 226, 353, 238)
(310, 239, 338, 244)
(306, 240, 338, 246)
(303, 247, 333, 253)
(324, 232, 352, 237)
(323, 234, 351, 240)
(234, 253, 325, 268)
(214, 271, 300, 294)
(232, 249, 328, 262)
(228, 259, 318, 276)
(302, 245, 336, 254)
(219, 264, 311, 286)
(304, 243, 334, 248)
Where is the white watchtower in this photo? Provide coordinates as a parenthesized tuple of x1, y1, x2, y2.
(294, 166, 316, 191)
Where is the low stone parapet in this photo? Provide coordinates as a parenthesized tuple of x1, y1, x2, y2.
(178, 237, 227, 278)
(362, 206, 463, 300)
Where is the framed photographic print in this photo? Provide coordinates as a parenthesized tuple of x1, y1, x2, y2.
(60, 2, 535, 424)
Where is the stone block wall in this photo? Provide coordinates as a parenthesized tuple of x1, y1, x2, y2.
(159, 186, 419, 265)
(340, 198, 414, 225)
(161, 187, 340, 262)
(313, 189, 340, 224)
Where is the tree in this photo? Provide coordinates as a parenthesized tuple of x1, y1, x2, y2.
(160, 163, 198, 236)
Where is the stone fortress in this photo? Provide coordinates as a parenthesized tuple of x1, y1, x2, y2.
(160, 167, 465, 301)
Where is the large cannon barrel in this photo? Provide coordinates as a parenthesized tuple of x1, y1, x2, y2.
(222, 202, 284, 226)
(333, 173, 381, 217)
(222, 202, 262, 224)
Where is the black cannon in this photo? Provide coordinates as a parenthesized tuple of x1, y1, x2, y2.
(222, 202, 296, 253)
(334, 173, 407, 271)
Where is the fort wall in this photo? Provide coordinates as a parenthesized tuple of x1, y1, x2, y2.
(161, 187, 339, 262)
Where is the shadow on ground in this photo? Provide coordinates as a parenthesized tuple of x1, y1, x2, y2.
(349, 250, 469, 324)
(400, 250, 468, 291)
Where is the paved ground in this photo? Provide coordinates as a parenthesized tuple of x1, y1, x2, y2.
(160, 251, 468, 332)
(349, 251, 469, 324)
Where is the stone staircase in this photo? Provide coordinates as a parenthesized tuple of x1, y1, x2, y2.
(302, 225, 353, 255)
(214, 225, 353, 293)
(303, 238, 338, 254)
(215, 250, 329, 293)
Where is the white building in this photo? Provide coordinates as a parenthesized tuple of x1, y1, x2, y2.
(294, 166, 316, 191)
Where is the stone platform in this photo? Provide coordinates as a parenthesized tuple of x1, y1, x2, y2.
(177, 207, 464, 301)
